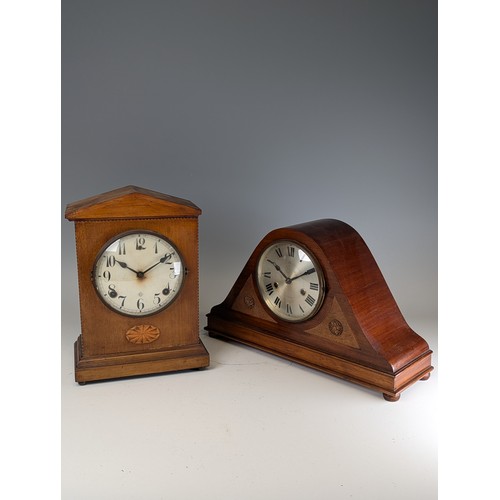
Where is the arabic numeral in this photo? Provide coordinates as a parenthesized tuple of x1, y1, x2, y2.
(136, 236, 146, 250)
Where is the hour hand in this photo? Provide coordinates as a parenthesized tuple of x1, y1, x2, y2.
(116, 259, 140, 275)
(266, 259, 290, 281)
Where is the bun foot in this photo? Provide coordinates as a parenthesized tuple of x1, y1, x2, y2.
(420, 372, 431, 381)
(383, 393, 400, 402)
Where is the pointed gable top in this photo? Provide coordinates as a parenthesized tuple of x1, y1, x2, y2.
(65, 185, 201, 221)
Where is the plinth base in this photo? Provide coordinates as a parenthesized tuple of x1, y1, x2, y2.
(74, 335, 210, 384)
(206, 314, 432, 401)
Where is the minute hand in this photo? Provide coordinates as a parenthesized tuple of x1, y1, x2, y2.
(143, 253, 172, 275)
(290, 268, 316, 281)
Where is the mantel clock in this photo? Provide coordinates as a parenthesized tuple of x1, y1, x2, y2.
(65, 185, 209, 383)
(206, 219, 432, 401)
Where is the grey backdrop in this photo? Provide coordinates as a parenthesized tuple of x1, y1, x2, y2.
(62, 0, 437, 325)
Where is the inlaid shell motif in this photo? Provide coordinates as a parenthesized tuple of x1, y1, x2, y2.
(125, 324, 161, 344)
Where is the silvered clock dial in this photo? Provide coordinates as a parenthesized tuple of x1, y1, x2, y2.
(256, 240, 325, 322)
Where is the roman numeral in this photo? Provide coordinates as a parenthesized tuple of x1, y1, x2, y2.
(275, 247, 283, 258)
(310, 282, 319, 291)
(263, 271, 271, 279)
(274, 296, 282, 308)
(265, 283, 274, 295)
(286, 304, 293, 315)
(287, 246, 295, 257)
(305, 294, 316, 307)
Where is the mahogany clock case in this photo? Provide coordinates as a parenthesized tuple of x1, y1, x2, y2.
(65, 186, 209, 384)
(206, 219, 433, 401)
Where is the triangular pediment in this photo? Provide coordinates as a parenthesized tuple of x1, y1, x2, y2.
(65, 185, 201, 220)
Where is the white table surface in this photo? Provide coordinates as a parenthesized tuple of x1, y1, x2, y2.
(61, 316, 437, 500)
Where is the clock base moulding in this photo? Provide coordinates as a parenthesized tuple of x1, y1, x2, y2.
(74, 336, 209, 384)
(205, 218, 433, 401)
(207, 312, 431, 402)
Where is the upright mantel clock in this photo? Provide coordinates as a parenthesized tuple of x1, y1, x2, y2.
(206, 219, 433, 401)
(65, 185, 209, 384)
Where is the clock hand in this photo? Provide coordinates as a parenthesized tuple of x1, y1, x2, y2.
(115, 259, 141, 276)
(290, 268, 316, 281)
(143, 253, 172, 275)
(266, 259, 291, 282)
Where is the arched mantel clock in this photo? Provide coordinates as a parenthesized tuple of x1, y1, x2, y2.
(206, 219, 432, 401)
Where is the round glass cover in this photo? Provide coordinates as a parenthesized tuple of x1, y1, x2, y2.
(92, 230, 185, 317)
(256, 240, 325, 322)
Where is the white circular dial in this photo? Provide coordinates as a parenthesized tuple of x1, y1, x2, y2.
(93, 231, 185, 317)
(256, 240, 325, 322)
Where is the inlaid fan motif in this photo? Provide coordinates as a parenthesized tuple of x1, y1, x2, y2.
(126, 324, 161, 344)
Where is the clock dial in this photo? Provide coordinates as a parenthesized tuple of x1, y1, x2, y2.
(256, 240, 325, 322)
(93, 231, 184, 317)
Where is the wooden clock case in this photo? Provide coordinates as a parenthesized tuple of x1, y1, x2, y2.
(206, 219, 433, 401)
(65, 185, 209, 383)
